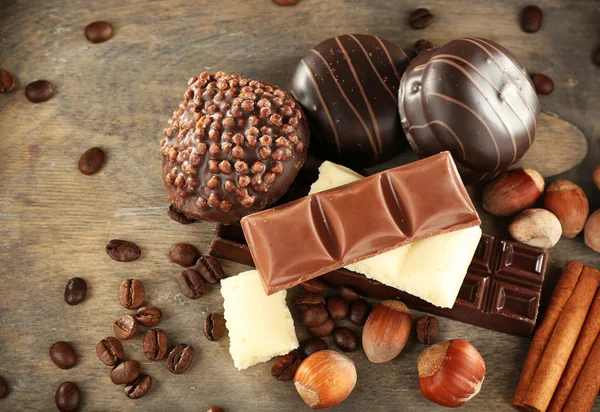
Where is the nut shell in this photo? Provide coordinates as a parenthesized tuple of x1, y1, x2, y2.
(544, 180, 589, 238)
(508, 208, 562, 249)
(593, 166, 600, 190)
(584, 209, 600, 253)
(362, 300, 412, 363)
(482, 168, 544, 216)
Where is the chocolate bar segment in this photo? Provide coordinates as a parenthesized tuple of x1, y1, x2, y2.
(240, 152, 481, 294)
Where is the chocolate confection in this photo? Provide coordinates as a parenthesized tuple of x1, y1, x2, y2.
(161, 71, 310, 224)
(398, 37, 540, 184)
(240, 152, 480, 294)
(290, 34, 411, 168)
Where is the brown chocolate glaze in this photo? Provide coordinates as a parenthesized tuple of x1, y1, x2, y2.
(399, 37, 540, 185)
(290, 34, 411, 168)
(160, 72, 310, 224)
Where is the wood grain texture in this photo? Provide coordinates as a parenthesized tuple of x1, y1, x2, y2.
(0, 0, 599, 411)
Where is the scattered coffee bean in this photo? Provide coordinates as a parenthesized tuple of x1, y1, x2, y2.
(114, 314, 139, 340)
(531, 73, 554, 95)
(196, 255, 225, 284)
(0, 69, 15, 93)
(49, 341, 77, 370)
(124, 374, 152, 400)
(84, 21, 113, 43)
(412, 39, 434, 57)
(168, 205, 197, 224)
(78, 147, 105, 175)
(111, 360, 140, 385)
(349, 299, 371, 326)
(327, 296, 349, 320)
(522, 5, 543, 33)
(339, 286, 360, 301)
(207, 407, 225, 412)
(272, 0, 298, 5)
(136, 306, 162, 327)
(118, 279, 145, 309)
(55, 382, 80, 412)
(302, 305, 329, 327)
(295, 293, 325, 308)
(96, 337, 124, 366)
(271, 352, 303, 381)
(178, 269, 205, 299)
(143, 328, 168, 361)
(416, 315, 439, 344)
(0, 376, 8, 399)
(25, 80, 53, 103)
(408, 8, 434, 29)
(169, 243, 201, 267)
(594, 47, 600, 66)
(204, 313, 226, 341)
(301, 337, 327, 357)
(333, 327, 359, 352)
(308, 318, 336, 337)
(106, 239, 141, 262)
(64, 277, 87, 305)
(167, 344, 194, 374)
(299, 278, 325, 293)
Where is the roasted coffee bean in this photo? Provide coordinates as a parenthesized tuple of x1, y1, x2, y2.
(595, 47, 600, 66)
(55, 382, 80, 412)
(167, 344, 194, 374)
(136, 306, 162, 327)
(169, 243, 201, 267)
(207, 407, 225, 412)
(531, 74, 554, 95)
(64, 277, 87, 305)
(327, 296, 349, 320)
(111, 360, 140, 385)
(295, 293, 325, 308)
(84, 21, 113, 43)
(25, 80, 53, 103)
(0, 69, 15, 93)
(334, 327, 359, 352)
(411, 39, 434, 57)
(178, 269, 205, 299)
(196, 255, 225, 284)
(168, 205, 197, 224)
(349, 299, 371, 326)
(143, 328, 168, 361)
(114, 314, 139, 340)
(308, 318, 336, 337)
(522, 5, 543, 33)
(0, 376, 8, 399)
(106, 239, 141, 262)
(272, 0, 298, 5)
(124, 374, 152, 400)
(298, 278, 325, 294)
(78, 147, 105, 175)
(49, 341, 77, 369)
(271, 352, 302, 381)
(96, 337, 124, 366)
(118, 279, 144, 309)
(408, 8, 434, 29)
(204, 313, 226, 341)
(416, 315, 439, 344)
(302, 305, 329, 327)
(301, 337, 327, 357)
(339, 286, 360, 301)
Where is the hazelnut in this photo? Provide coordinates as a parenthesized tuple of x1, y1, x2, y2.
(418, 339, 486, 408)
(543, 180, 589, 238)
(508, 208, 562, 249)
(294, 350, 357, 409)
(584, 209, 600, 253)
(362, 300, 412, 363)
(594, 166, 600, 190)
(482, 168, 544, 216)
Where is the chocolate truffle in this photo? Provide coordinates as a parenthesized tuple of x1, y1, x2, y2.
(398, 37, 540, 184)
(161, 72, 309, 224)
(290, 34, 411, 168)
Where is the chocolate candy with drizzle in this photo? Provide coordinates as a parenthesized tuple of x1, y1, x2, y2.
(398, 37, 540, 185)
(160, 72, 310, 224)
(290, 34, 411, 168)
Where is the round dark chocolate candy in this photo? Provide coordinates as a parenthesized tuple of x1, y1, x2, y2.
(290, 34, 411, 168)
(161, 72, 310, 224)
(398, 37, 540, 185)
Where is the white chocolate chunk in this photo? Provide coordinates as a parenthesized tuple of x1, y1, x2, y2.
(310, 161, 481, 308)
(221, 270, 298, 370)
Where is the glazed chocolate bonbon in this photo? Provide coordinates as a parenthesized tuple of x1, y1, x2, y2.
(398, 37, 540, 184)
(160, 71, 310, 224)
(290, 34, 410, 168)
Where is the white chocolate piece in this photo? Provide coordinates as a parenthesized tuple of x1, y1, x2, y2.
(310, 161, 482, 308)
(221, 270, 299, 370)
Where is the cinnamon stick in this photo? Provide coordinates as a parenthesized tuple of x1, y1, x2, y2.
(548, 287, 600, 412)
(522, 266, 600, 411)
(513, 261, 584, 408)
(563, 333, 600, 412)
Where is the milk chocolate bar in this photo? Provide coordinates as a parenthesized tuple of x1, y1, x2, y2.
(240, 152, 481, 294)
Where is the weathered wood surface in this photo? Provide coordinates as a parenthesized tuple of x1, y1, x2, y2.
(0, 0, 599, 410)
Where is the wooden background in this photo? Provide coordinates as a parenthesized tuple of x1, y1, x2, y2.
(0, 0, 599, 410)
